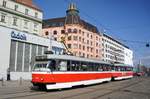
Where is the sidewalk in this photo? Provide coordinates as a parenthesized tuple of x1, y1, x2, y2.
(0, 80, 32, 88)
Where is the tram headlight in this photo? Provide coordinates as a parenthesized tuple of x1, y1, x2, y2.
(40, 78, 44, 81)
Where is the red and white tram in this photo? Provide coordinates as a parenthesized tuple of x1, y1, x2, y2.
(31, 55, 133, 90)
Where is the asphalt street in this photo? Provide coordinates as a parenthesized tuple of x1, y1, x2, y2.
(0, 77, 150, 99)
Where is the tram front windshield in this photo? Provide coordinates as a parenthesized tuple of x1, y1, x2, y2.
(33, 60, 55, 72)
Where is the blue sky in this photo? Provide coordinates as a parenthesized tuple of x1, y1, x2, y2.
(33, 0, 150, 66)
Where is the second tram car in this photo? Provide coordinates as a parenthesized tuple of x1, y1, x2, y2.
(31, 55, 133, 90)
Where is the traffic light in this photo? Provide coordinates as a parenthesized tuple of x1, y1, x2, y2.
(146, 43, 149, 47)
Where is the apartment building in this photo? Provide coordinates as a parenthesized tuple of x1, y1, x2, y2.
(0, 0, 64, 80)
(102, 34, 133, 66)
(42, 3, 102, 59)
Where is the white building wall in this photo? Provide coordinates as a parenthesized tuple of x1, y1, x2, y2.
(124, 48, 133, 66)
(0, 0, 42, 35)
(0, 26, 64, 80)
(0, 26, 11, 80)
(0, 0, 48, 80)
(102, 34, 125, 63)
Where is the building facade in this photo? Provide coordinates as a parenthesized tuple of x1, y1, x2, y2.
(42, 3, 102, 59)
(0, 0, 42, 35)
(0, 0, 64, 80)
(0, 26, 64, 80)
(102, 34, 133, 66)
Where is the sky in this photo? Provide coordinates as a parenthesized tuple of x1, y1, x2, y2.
(33, 0, 150, 66)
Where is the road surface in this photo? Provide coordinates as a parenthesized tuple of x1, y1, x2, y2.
(0, 77, 150, 99)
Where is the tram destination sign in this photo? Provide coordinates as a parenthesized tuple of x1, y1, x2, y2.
(11, 31, 27, 41)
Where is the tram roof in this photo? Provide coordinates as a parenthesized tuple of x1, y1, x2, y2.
(36, 55, 111, 65)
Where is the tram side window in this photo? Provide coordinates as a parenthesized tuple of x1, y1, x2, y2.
(103, 65, 109, 71)
(67, 61, 71, 71)
(47, 60, 56, 71)
(122, 67, 125, 71)
(107, 65, 112, 71)
(87, 63, 93, 71)
(81, 62, 88, 71)
(111, 66, 115, 71)
(58, 60, 67, 71)
(70, 61, 80, 71)
(92, 63, 98, 71)
(115, 66, 118, 71)
(98, 65, 103, 71)
(126, 67, 133, 71)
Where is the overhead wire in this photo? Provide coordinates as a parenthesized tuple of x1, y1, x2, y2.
(63, 0, 150, 46)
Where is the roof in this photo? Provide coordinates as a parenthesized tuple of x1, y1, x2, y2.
(43, 17, 65, 28)
(36, 54, 111, 65)
(103, 33, 129, 49)
(12, 0, 42, 12)
(43, 17, 99, 33)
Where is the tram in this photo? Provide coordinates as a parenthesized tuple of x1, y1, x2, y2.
(31, 54, 133, 90)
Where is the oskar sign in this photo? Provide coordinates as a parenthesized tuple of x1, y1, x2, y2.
(11, 31, 27, 41)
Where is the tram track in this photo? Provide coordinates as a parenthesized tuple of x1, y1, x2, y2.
(0, 77, 148, 99)
(60, 78, 145, 99)
(0, 90, 48, 99)
(0, 86, 48, 99)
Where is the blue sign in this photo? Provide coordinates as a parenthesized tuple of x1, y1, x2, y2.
(11, 31, 27, 41)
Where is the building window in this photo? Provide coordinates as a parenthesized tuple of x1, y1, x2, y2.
(14, 5, 18, 11)
(87, 47, 89, 52)
(90, 41, 93, 46)
(82, 38, 84, 43)
(73, 28, 77, 33)
(96, 42, 98, 47)
(91, 35, 93, 39)
(83, 53, 85, 57)
(96, 36, 98, 40)
(34, 23, 38, 29)
(35, 12, 38, 18)
(87, 33, 89, 38)
(79, 29, 81, 34)
(53, 30, 57, 35)
(87, 54, 89, 58)
(96, 49, 98, 53)
(45, 31, 49, 35)
(24, 20, 28, 29)
(79, 52, 81, 56)
(82, 32, 84, 36)
(73, 44, 78, 49)
(68, 28, 72, 33)
(87, 40, 89, 44)
(83, 46, 85, 50)
(13, 17, 17, 26)
(67, 44, 71, 48)
(61, 30, 65, 34)
(0, 14, 6, 23)
(79, 37, 81, 41)
(33, 23, 38, 32)
(79, 44, 81, 49)
(25, 9, 29, 15)
(91, 48, 93, 52)
(2, 0, 6, 7)
(73, 36, 78, 41)
(54, 37, 57, 41)
(68, 36, 71, 40)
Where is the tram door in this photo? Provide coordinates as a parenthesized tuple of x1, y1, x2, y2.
(47, 60, 56, 82)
